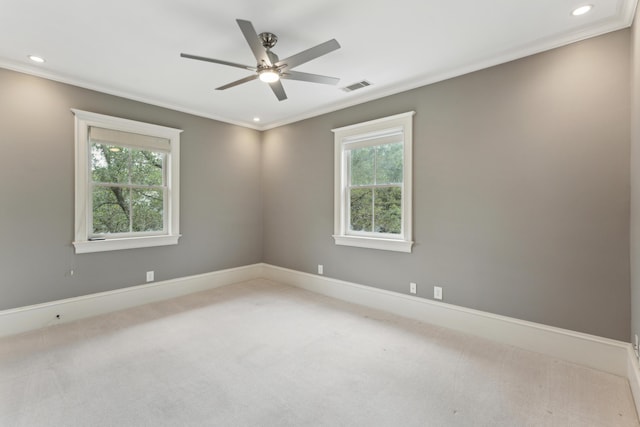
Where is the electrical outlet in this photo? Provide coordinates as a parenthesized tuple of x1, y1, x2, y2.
(409, 282, 417, 294)
(434, 286, 443, 300)
(146, 271, 154, 282)
(318, 264, 324, 275)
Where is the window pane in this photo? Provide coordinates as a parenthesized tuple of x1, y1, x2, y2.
(376, 142, 403, 184)
(132, 189, 164, 232)
(91, 144, 130, 184)
(92, 186, 130, 234)
(350, 188, 373, 232)
(131, 150, 164, 186)
(350, 147, 375, 186)
(374, 187, 402, 234)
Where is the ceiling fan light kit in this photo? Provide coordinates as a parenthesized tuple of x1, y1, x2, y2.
(181, 19, 341, 101)
(258, 68, 280, 83)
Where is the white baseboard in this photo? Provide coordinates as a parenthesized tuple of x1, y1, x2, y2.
(262, 264, 640, 409)
(2, 261, 639, 412)
(261, 264, 632, 378)
(0, 263, 263, 338)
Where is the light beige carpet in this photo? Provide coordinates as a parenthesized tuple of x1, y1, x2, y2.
(0, 279, 637, 426)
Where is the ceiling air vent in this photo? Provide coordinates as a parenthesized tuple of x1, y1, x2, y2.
(342, 80, 372, 92)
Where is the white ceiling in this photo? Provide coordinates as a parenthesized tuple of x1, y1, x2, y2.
(1, 0, 636, 130)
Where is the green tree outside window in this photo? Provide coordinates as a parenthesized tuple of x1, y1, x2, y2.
(91, 144, 165, 235)
(348, 142, 403, 234)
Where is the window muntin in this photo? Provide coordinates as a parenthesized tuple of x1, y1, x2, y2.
(72, 109, 182, 254)
(333, 112, 414, 253)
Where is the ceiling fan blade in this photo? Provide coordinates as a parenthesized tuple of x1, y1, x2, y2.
(236, 19, 271, 66)
(215, 74, 258, 90)
(180, 53, 256, 71)
(269, 80, 288, 101)
(282, 70, 339, 85)
(276, 39, 340, 70)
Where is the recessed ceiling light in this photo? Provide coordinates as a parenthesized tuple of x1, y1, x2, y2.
(253, 117, 261, 122)
(28, 55, 45, 63)
(572, 5, 593, 16)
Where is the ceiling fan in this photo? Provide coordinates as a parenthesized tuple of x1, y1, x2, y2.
(180, 19, 341, 101)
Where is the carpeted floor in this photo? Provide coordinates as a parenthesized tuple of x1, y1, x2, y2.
(0, 279, 638, 426)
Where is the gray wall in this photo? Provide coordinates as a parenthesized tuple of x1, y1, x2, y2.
(262, 30, 631, 341)
(631, 8, 640, 344)
(0, 29, 632, 342)
(0, 68, 263, 310)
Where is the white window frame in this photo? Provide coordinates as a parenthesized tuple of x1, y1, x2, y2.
(72, 109, 182, 254)
(333, 111, 414, 253)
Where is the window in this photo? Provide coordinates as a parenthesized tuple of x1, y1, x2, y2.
(72, 109, 182, 253)
(333, 112, 414, 252)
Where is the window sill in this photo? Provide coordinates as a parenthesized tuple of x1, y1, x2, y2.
(73, 234, 181, 254)
(333, 235, 413, 253)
